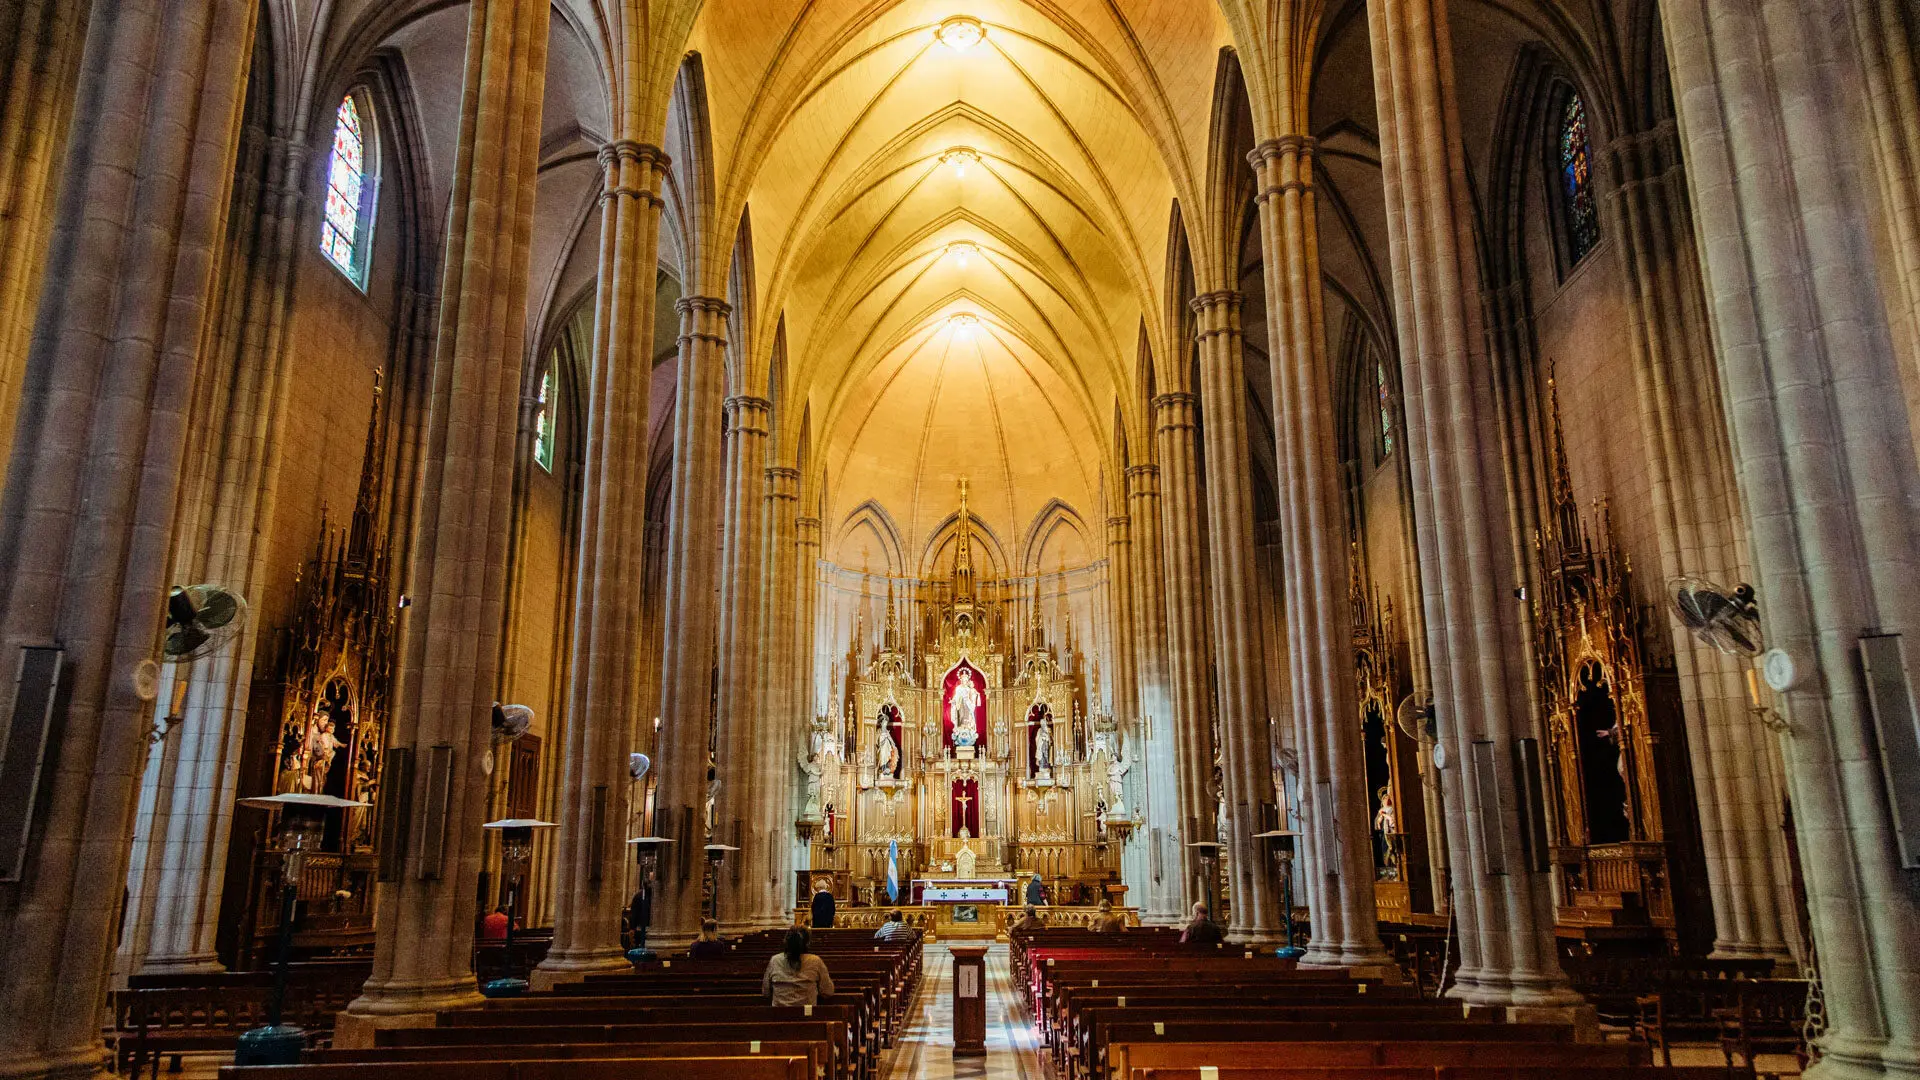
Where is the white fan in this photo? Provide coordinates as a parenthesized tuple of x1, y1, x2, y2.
(162, 584, 248, 663)
(1671, 578, 1763, 657)
(491, 703, 534, 745)
(629, 752, 651, 781)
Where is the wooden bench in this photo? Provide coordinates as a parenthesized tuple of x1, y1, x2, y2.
(373, 1019, 856, 1080)
(1101, 1021, 1578, 1080)
(1110, 1038, 1650, 1075)
(109, 987, 273, 1080)
(221, 1055, 809, 1080)
(1128, 1068, 1739, 1080)
(308, 1037, 832, 1077)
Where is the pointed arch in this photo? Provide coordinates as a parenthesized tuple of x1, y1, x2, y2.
(835, 498, 907, 574)
(1022, 498, 1093, 576)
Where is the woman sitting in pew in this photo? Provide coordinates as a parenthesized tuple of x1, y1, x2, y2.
(763, 928, 836, 1006)
(689, 918, 729, 958)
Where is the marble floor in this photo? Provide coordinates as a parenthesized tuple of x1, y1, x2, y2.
(882, 943, 1046, 1080)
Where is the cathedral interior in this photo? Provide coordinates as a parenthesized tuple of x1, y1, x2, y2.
(1, 1, 1918, 1079)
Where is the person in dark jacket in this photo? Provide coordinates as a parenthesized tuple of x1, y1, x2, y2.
(809, 887, 837, 928)
(1180, 901, 1223, 946)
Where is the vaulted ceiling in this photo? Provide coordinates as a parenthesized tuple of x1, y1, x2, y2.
(683, 0, 1235, 569)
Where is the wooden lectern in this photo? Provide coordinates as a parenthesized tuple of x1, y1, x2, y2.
(949, 945, 989, 1056)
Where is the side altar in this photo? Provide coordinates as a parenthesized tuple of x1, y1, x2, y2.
(795, 482, 1136, 936)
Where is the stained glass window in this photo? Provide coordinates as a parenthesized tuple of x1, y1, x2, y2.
(533, 364, 555, 472)
(1559, 93, 1599, 265)
(1376, 360, 1394, 460)
(321, 95, 374, 284)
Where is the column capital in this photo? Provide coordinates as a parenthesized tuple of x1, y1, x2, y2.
(1249, 134, 1317, 167)
(677, 294, 732, 317)
(1188, 289, 1243, 314)
(724, 395, 772, 436)
(765, 465, 802, 500)
(1151, 393, 1198, 434)
(598, 141, 669, 204)
(1125, 462, 1162, 491)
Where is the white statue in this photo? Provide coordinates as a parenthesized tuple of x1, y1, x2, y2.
(875, 711, 900, 777)
(1106, 753, 1131, 817)
(949, 670, 982, 747)
(798, 755, 824, 818)
(1033, 716, 1053, 770)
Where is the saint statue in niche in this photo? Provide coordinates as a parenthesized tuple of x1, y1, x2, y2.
(1033, 716, 1053, 771)
(875, 710, 901, 777)
(949, 669, 982, 747)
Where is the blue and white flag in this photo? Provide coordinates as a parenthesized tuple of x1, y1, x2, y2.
(886, 839, 901, 903)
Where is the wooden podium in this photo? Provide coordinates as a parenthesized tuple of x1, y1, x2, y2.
(949, 945, 988, 1056)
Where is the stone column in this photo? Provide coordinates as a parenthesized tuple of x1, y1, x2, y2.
(0, 0, 86, 454)
(1105, 512, 1138, 726)
(1248, 137, 1391, 967)
(1151, 393, 1216, 913)
(1660, 2, 1920, 1073)
(0, 2, 254, 1073)
(714, 393, 770, 932)
(535, 140, 668, 982)
(1366, 0, 1579, 1012)
(650, 294, 731, 947)
(762, 464, 802, 924)
(1127, 463, 1185, 925)
(341, 0, 549, 1034)
(1189, 291, 1280, 944)
(1601, 121, 1798, 964)
(796, 510, 822, 722)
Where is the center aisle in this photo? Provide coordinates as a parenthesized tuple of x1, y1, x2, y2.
(883, 942, 1045, 1080)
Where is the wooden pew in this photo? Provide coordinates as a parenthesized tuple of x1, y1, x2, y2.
(1128, 1068, 1739, 1080)
(1101, 1020, 1579, 1080)
(307, 1038, 830, 1076)
(373, 1019, 857, 1080)
(1111, 1038, 1652, 1075)
(221, 1055, 810, 1080)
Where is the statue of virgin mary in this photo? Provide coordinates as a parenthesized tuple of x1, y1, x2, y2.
(949, 670, 981, 747)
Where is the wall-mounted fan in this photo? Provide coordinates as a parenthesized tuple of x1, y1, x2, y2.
(629, 752, 651, 782)
(162, 584, 248, 663)
(491, 702, 534, 745)
(1671, 578, 1762, 657)
(1396, 691, 1444, 768)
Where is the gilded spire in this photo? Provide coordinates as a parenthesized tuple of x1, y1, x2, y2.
(952, 477, 975, 600)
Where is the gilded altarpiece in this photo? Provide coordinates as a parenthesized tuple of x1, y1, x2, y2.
(799, 486, 1130, 922)
(1352, 557, 1430, 918)
(1533, 385, 1673, 945)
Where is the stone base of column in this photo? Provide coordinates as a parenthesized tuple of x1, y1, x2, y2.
(1809, 1034, 1920, 1080)
(530, 949, 630, 990)
(0, 1044, 110, 1080)
(1504, 1004, 1600, 1042)
(337, 978, 485, 1047)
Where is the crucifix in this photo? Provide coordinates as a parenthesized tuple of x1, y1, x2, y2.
(955, 791, 973, 816)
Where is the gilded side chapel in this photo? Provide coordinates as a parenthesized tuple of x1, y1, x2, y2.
(0, 2, 1916, 1079)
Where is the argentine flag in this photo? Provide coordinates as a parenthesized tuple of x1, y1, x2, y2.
(886, 839, 901, 903)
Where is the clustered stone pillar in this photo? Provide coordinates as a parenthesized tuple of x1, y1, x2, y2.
(342, 0, 549, 1034)
(1366, 0, 1578, 1012)
(536, 140, 668, 982)
(1189, 290, 1279, 944)
(1660, 2, 1920, 1074)
(1601, 120, 1798, 965)
(1127, 462, 1185, 925)
(1151, 391, 1216, 913)
(650, 294, 732, 947)
(715, 393, 771, 931)
(1249, 135, 1392, 969)
(119, 127, 314, 979)
(1105, 511, 1138, 729)
(761, 464, 803, 924)
(0, 2, 255, 1073)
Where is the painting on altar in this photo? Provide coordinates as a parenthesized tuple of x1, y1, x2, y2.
(942, 660, 988, 752)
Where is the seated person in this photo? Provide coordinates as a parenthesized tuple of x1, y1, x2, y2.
(874, 909, 917, 943)
(1010, 904, 1044, 932)
(479, 906, 509, 942)
(1180, 901, 1224, 946)
(763, 928, 835, 1005)
(1090, 899, 1126, 933)
(688, 918, 729, 958)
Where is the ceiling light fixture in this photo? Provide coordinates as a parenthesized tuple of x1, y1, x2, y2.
(935, 16, 986, 51)
(946, 240, 979, 268)
(941, 147, 980, 179)
(949, 312, 980, 338)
